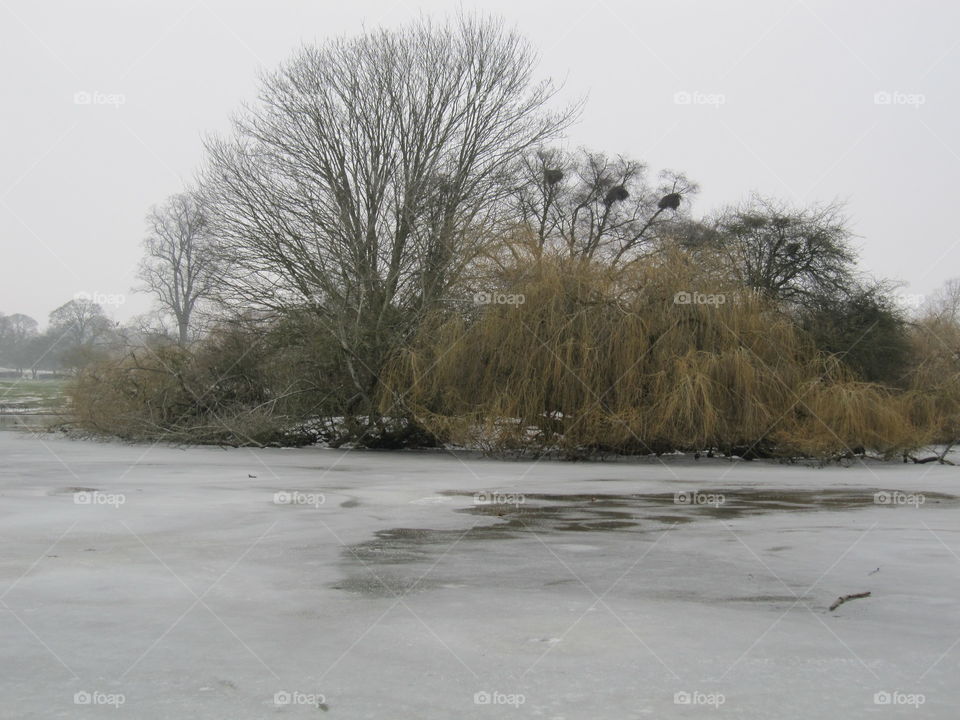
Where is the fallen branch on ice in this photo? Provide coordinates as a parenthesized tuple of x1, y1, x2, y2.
(829, 591, 871, 612)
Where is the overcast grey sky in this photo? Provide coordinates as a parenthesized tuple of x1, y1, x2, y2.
(2, 0, 958, 326)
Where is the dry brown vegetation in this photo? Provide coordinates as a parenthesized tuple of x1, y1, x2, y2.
(904, 315, 960, 459)
(68, 327, 314, 446)
(380, 250, 938, 459)
(67, 245, 960, 459)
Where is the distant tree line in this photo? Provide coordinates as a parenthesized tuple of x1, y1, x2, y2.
(0, 299, 119, 377)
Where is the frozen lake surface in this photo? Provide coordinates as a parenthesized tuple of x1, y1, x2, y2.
(1, 432, 958, 718)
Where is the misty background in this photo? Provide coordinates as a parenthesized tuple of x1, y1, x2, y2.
(2, 0, 958, 327)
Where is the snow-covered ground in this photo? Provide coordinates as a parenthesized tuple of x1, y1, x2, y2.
(1, 432, 958, 719)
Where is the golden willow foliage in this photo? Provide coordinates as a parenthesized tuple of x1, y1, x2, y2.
(382, 252, 930, 457)
(905, 316, 960, 449)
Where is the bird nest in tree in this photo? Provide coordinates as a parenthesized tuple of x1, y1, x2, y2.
(543, 168, 564, 185)
(658, 192, 682, 210)
(604, 185, 629, 205)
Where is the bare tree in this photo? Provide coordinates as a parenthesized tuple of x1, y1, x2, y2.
(701, 195, 857, 308)
(138, 192, 218, 345)
(48, 300, 111, 346)
(0, 313, 38, 375)
(48, 299, 115, 370)
(924, 277, 960, 323)
(509, 147, 696, 264)
(200, 15, 576, 425)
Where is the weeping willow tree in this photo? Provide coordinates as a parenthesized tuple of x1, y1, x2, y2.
(381, 249, 930, 458)
(900, 314, 960, 462)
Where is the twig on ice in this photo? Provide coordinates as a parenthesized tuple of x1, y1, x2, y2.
(829, 591, 871, 612)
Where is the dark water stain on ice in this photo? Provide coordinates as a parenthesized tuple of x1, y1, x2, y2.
(330, 574, 446, 597)
(446, 489, 958, 520)
(725, 594, 803, 603)
(334, 488, 957, 596)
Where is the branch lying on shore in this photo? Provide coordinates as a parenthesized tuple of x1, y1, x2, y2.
(829, 591, 871, 612)
(906, 454, 955, 465)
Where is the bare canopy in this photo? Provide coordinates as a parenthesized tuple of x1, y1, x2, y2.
(509, 147, 697, 264)
(137, 191, 218, 345)
(200, 15, 576, 415)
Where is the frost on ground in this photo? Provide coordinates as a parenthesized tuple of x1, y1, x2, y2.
(0, 432, 958, 719)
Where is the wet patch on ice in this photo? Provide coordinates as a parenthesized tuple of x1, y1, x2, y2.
(346, 525, 516, 569)
(444, 488, 959, 520)
(408, 495, 454, 505)
(724, 594, 804, 603)
(334, 488, 958, 597)
(552, 543, 601, 552)
(331, 574, 446, 597)
(459, 498, 648, 533)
